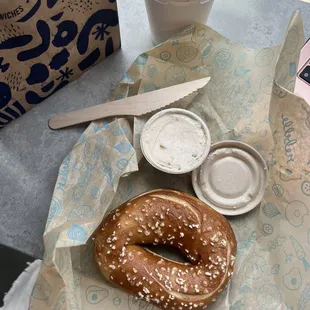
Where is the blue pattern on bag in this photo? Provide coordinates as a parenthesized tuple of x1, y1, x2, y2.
(0, 2, 120, 127)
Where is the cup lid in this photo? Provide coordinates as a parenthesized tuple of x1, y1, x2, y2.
(192, 140, 268, 216)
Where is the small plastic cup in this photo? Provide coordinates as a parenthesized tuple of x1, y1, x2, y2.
(140, 108, 211, 174)
(144, 0, 214, 45)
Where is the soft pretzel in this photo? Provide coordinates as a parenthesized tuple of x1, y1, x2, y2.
(94, 189, 237, 310)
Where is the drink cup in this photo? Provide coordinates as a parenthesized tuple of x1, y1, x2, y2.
(144, 0, 214, 45)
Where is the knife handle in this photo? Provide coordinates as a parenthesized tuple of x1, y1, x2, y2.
(48, 99, 133, 129)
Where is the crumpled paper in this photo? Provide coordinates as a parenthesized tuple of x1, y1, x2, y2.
(30, 11, 310, 310)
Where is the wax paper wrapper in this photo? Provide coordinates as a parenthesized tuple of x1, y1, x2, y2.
(30, 11, 310, 310)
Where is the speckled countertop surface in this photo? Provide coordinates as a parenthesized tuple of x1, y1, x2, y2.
(1, 0, 310, 258)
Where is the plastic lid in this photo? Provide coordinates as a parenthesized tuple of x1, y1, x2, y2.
(192, 140, 268, 216)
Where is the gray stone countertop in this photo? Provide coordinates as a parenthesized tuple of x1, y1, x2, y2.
(1, 0, 310, 259)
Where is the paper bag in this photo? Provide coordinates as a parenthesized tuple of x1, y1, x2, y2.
(0, 0, 120, 127)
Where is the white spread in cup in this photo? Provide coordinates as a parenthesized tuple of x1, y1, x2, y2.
(141, 108, 211, 174)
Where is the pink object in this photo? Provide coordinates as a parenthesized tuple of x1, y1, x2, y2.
(295, 39, 310, 104)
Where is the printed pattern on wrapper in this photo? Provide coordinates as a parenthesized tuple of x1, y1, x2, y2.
(31, 11, 310, 310)
(0, 0, 120, 127)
